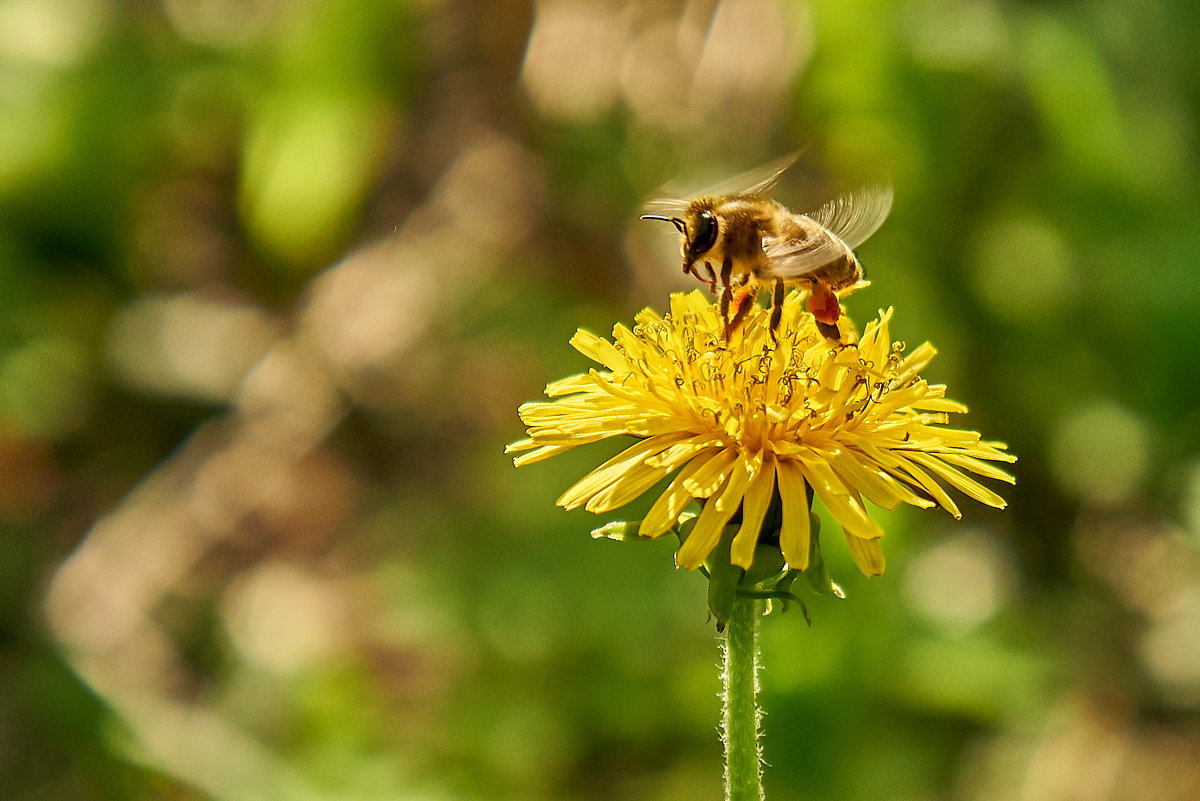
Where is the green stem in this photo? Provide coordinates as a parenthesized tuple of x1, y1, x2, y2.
(722, 595, 764, 801)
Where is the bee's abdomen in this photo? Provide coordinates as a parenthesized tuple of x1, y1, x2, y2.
(816, 251, 862, 289)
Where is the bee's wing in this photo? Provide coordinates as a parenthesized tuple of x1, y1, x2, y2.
(807, 184, 893, 249)
(695, 153, 800, 200)
(759, 185, 893, 280)
(641, 153, 800, 216)
(760, 220, 843, 280)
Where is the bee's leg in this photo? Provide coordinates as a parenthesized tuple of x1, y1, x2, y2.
(718, 257, 735, 333)
(769, 279, 785, 338)
(816, 321, 841, 341)
(808, 284, 843, 341)
(720, 257, 733, 289)
(726, 286, 756, 339)
(705, 262, 718, 293)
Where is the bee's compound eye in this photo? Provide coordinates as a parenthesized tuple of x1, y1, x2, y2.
(692, 210, 718, 255)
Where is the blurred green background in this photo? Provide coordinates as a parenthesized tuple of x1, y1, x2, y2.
(2, 0, 1199, 799)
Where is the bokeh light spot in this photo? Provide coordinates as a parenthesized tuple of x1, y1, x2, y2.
(903, 529, 1014, 632)
(222, 561, 348, 675)
(0, 336, 91, 439)
(969, 213, 1076, 322)
(240, 96, 389, 267)
(106, 294, 281, 402)
(162, 0, 280, 48)
(1183, 460, 1200, 545)
(1049, 401, 1149, 505)
(0, 0, 109, 67)
(1140, 586, 1200, 705)
(521, 0, 625, 121)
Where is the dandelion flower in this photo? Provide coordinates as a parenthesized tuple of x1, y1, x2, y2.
(507, 290, 1014, 577)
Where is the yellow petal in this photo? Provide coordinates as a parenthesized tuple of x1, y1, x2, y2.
(584, 460, 670, 513)
(865, 381, 930, 421)
(645, 436, 722, 469)
(638, 451, 717, 538)
(776, 458, 811, 570)
(828, 445, 934, 511)
(844, 531, 886, 576)
(676, 467, 749, 570)
(731, 457, 776, 569)
(682, 447, 737, 498)
(913, 397, 969, 413)
(556, 432, 689, 510)
(585, 370, 653, 405)
(856, 308, 890, 362)
(714, 458, 752, 514)
(511, 444, 572, 466)
(569, 329, 627, 371)
(800, 456, 884, 540)
(670, 289, 711, 319)
(905, 451, 1009, 509)
(505, 437, 535, 453)
(544, 373, 594, 397)
(937, 452, 1018, 484)
(882, 453, 961, 519)
(896, 342, 937, 381)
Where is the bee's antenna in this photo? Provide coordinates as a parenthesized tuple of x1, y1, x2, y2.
(640, 214, 687, 235)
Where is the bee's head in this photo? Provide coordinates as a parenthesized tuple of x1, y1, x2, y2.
(641, 199, 720, 276)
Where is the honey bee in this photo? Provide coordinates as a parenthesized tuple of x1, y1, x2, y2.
(641, 156, 892, 341)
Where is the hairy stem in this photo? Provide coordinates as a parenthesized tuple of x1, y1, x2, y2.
(721, 596, 764, 801)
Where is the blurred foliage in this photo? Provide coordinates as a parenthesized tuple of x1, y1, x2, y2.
(1, 0, 1200, 800)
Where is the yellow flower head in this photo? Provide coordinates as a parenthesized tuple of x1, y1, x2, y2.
(507, 290, 1014, 577)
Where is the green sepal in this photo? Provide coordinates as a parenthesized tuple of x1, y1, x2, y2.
(590, 520, 644, 541)
(739, 543, 786, 587)
(667, 505, 846, 628)
(732, 545, 812, 624)
(802, 512, 846, 599)
(704, 524, 743, 630)
(670, 510, 699, 545)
